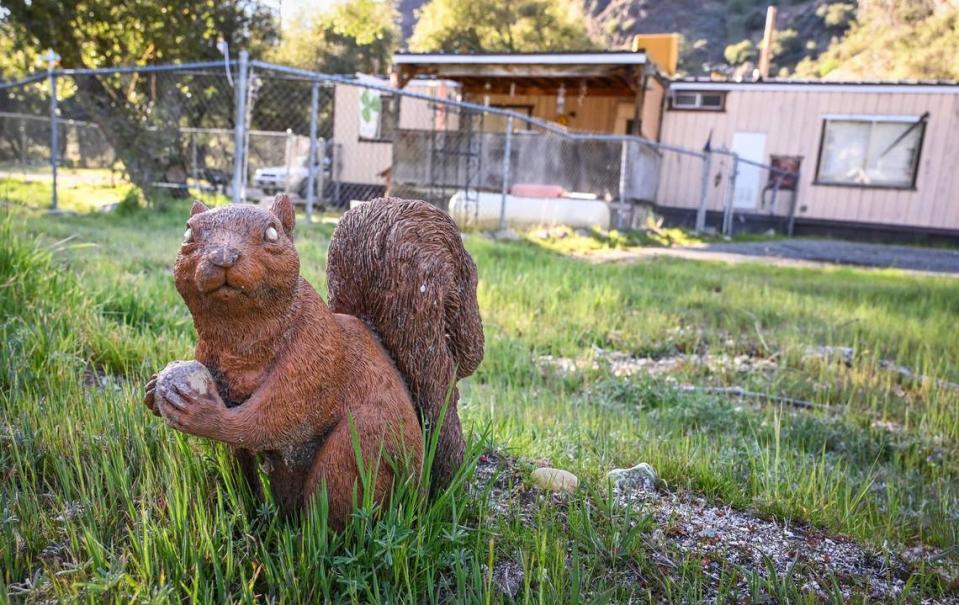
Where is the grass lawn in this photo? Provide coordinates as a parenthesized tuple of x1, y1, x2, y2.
(0, 170, 228, 213)
(2, 201, 958, 603)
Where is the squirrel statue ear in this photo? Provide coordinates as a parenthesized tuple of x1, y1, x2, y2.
(190, 200, 209, 217)
(270, 194, 296, 236)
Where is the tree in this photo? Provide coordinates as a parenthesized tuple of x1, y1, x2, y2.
(817, 2, 857, 30)
(267, 0, 399, 75)
(724, 39, 756, 66)
(408, 0, 597, 53)
(1, 1, 278, 200)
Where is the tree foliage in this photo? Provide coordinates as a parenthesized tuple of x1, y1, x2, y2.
(268, 0, 399, 75)
(408, 0, 597, 53)
(724, 39, 756, 65)
(797, 0, 959, 80)
(1, 1, 278, 199)
(1, 1, 276, 71)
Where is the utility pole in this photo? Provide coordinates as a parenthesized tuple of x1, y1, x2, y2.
(758, 6, 777, 80)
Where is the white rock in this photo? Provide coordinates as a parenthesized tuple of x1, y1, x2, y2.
(531, 467, 578, 494)
(607, 462, 658, 492)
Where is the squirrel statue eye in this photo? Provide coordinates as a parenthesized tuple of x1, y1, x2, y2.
(264, 226, 279, 242)
(183, 227, 193, 243)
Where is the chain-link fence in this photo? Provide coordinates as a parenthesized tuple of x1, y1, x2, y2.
(0, 55, 800, 235)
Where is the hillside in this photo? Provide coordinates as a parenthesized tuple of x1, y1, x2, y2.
(796, 0, 959, 80)
(396, 0, 856, 76)
(587, 0, 854, 76)
(397, 0, 958, 79)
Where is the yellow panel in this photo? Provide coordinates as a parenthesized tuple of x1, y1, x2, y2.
(633, 33, 680, 76)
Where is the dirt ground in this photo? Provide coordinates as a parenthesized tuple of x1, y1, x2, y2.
(582, 239, 959, 276)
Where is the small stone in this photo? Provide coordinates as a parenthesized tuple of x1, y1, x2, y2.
(607, 462, 658, 492)
(157, 360, 213, 397)
(490, 560, 524, 599)
(155, 361, 216, 421)
(531, 467, 578, 494)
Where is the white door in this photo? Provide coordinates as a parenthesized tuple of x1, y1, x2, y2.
(731, 132, 767, 209)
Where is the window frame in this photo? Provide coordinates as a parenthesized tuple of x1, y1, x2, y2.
(668, 91, 726, 112)
(813, 113, 928, 191)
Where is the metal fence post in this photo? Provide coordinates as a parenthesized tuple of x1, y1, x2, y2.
(305, 79, 320, 224)
(332, 143, 341, 206)
(48, 63, 59, 212)
(787, 168, 801, 236)
(695, 151, 712, 233)
(316, 138, 326, 210)
(498, 115, 513, 232)
(722, 153, 738, 236)
(19, 118, 27, 166)
(232, 50, 249, 204)
(617, 139, 629, 230)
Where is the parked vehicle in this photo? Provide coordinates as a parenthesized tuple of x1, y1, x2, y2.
(253, 155, 330, 197)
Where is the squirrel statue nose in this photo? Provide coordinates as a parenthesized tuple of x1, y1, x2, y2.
(209, 247, 241, 268)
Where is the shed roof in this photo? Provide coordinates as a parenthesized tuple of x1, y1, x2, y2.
(393, 51, 648, 66)
(391, 51, 652, 96)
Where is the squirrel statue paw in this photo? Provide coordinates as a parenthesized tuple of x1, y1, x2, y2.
(154, 360, 230, 440)
(143, 373, 160, 416)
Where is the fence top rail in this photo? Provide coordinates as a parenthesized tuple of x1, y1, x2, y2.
(0, 110, 97, 127)
(0, 72, 49, 91)
(0, 60, 235, 91)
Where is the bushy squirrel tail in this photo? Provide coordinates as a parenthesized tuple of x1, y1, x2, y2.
(326, 197, 484, 493)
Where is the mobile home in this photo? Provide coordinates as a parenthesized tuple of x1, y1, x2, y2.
(657, 79, 959, 241)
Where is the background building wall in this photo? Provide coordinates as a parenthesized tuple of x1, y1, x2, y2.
(658, 85, 959, 230)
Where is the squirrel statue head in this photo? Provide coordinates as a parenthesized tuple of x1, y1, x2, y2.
(173, 195, 300, 320)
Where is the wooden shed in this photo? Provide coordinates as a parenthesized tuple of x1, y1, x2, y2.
(391, 51, 666, 140)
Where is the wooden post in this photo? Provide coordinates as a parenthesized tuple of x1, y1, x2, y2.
(758, 6, 777, 79)
(631, 69, 647, 136)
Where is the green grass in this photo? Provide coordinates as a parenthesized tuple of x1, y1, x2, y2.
(0, 169, 228, 213)
(2, 202, 958, 603)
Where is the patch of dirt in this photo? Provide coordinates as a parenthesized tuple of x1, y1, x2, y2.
(535, 347, 779, 380)
(81, 366, 125, 391)
(470, 450, 958, 603)
(806, 345, 959, 393)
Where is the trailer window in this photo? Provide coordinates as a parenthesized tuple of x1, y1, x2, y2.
(670, 91, 725, 111)
(815, 115, 926, 188)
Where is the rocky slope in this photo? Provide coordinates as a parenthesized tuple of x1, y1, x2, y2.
(397, 0, 854, 75)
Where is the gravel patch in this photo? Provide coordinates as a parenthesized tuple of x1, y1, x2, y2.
(470, 451, 958, 603)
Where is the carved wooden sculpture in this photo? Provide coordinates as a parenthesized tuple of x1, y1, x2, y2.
(144, 195, 483, 528)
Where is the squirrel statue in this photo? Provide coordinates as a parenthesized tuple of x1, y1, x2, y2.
(144, 195, 483, 528)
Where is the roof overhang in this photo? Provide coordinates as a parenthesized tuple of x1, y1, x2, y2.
(392, 52, 650, 96)
(393, 52, 647, 66)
